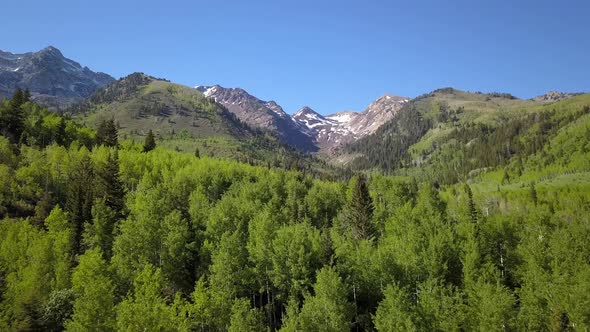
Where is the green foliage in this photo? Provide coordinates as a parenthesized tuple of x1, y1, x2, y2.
(271, 221, 322, 300)
(95, 118, 118, 147)
(82, 199, 116, 258)
(0, 88, 26, 143)
(228, 298, 265, 332)
(336, 176, 375, 241)
(143, 129, 156, 152)
(65, 153, 94, 251)
(42, 288, 75, 331)
(297, 267, 352, 332)
(66, 248, 116, 331)
(0, 97, 589, 331)
(116, 264, 175, 331)
(374, 284, 417, 332)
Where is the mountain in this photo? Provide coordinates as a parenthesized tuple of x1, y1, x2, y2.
(0, 46, 114, 109)
(292, 106, 357, 150)
(344, 87, 590, 184)
(76, 73, 251, 140)
(197, 84, 410, 153)
(195, 85, 317, 151)
(292, 94, 409, 152)
(347, 94, 409, 136)
(71, 73, 339, 175)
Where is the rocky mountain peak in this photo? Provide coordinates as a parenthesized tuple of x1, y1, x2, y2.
(193, 83, 410, 153)
(37, 45, 63, 58)
(293, 106, 321, 118)
(290, 93, 410, 152)
(0, 46, 115, 109)
(194, 84, 316, 151)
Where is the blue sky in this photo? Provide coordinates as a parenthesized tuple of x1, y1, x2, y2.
(2, 0, 589, 115)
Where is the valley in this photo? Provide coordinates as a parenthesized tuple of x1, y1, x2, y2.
(0, 45, 588, 331)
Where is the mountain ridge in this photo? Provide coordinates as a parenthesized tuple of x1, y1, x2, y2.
(0, 46, 114, 109)
(196, 84, 409, 153)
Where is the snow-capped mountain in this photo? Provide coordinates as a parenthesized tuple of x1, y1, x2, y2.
(292, 94, 409, 152)
(195, 85, 317, 151)
(195, 84, 409, 153)
(0, 46, 114, 109)
(292, 107, 358, 150)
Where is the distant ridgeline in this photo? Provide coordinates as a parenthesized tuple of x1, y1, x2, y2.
(0, 85, 589, 331)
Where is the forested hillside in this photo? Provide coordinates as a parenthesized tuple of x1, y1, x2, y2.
(68, 73, 340, 179)
(0, 88, 589, 331)
(347, 89, 590, 183)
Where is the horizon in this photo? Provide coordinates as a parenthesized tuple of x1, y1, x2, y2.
(4, 44, 586, 115)
(2, 0, 589, 115)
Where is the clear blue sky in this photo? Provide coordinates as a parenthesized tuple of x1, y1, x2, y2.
(2, 0, 589, 115)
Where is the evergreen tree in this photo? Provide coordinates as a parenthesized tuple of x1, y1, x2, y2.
(337, 176, 375, 241)
(1, 88, 26, 142)
(11, 88, 25, 108)
(529, 182, 538, 206)
(32, 191, 53, 228)
(95, 118, 118, 147)
(66, 154, 94, 252)
(23, 89, 31, 103)
(55, 118, 67, 146)
(83, 199, 117, 259)
(143, 130, 156, 152)
(95, 149, 125, 218)
(464, 183, 478, 224)
(42, 289, 75, 331)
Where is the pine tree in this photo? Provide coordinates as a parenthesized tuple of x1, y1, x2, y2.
(1, 88, 26, 143)
(95, 118, 118, 147)
(337, 176, 375, 241)
(11, 88, 25, 108)
(66, 155, 95, 252)
(55, 118, 67, 146)
(464, 183, 478, 224)
(96, 150, 125, 218)
(529, 182, 538, 206)
(143, 130, 156, 152)
(23, 89, 31, 103)
(95, 120, 108, 146)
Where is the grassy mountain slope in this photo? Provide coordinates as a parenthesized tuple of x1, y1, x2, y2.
(74, 73, 250, 140)
(344, 88, 590, 185)
(70, 73, 344, 179)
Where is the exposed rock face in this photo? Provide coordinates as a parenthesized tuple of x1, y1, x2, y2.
(292, 107, 358, 151)
(347, 94, 409, 136)
(292, 94, 409, 152)
(0, 46, 114, 108)
(533, 91, 583, 103)
(195, 85, 317, 151)
(196, 84, 409, 152)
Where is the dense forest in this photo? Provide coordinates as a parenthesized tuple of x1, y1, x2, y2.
(0, 90, 589, 331)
